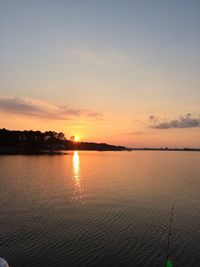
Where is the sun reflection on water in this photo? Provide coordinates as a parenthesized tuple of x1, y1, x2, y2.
(72, 151, 83, 202)
(73, 151, 80, 179)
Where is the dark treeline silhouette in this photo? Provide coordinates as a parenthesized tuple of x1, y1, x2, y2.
(0, 129, 127, 154)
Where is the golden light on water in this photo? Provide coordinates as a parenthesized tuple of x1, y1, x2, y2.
(73, 151, 80, 178)
(72, 151, 83, 202)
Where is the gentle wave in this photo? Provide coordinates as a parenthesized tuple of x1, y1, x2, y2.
(0, 152, 200, 266)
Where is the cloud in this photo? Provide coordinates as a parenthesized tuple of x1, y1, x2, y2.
(149, 113, 200, 129)
(71, 49, 106, 65)
(0, 96, 102, 120)
(70, 49, 126, 65)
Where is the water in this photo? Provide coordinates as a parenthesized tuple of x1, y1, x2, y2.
(0, 151, 200, 267)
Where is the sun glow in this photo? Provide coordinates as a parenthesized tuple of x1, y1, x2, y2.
(70, 135, 80, 142)
(74, 136, 80, 142)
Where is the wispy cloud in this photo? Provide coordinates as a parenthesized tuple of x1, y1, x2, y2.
(0, 96, 102, 120)
(126, 131, 143, 135)
(71, 49, 106, 65)
(149, 113, 200, 129)
(70, 49, 126, 65)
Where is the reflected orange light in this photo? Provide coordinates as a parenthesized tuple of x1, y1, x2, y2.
(73, 151, 80, 179)
(72, 151, 84, 202)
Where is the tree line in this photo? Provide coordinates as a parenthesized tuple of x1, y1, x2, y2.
(0, 128, 67, 148)
(0, 128, 127, 153)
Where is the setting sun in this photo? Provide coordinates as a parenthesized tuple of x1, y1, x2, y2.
(70, 135, 80, 142)
(74, 136, 80, 142)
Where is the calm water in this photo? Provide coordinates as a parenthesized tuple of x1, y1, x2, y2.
(0, 151, 200, 267)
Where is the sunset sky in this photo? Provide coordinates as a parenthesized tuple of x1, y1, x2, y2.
(0, 0, 200, 147)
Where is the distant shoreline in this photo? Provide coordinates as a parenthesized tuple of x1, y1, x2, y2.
(131, 148, 200, 152)
(0, 147, 128, 155)
(0, 129, 199, 154)
(0, 147, 200, 155)
(0, 128, 128, 153)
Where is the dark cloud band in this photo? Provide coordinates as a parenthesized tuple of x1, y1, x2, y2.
(149, 113, 200, 129)
(0, 97, 102, 120)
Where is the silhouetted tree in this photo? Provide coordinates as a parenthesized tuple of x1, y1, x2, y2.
(0, 128, 127, 153)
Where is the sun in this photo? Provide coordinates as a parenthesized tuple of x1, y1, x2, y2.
(74, 136, 80, 142)
(70, 135, 80, 142)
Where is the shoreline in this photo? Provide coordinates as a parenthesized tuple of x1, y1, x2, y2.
(0, 147, 199, 155)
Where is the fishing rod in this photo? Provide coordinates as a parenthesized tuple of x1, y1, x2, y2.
(165, 207, 174, 267)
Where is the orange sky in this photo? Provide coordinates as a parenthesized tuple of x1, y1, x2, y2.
(0, 1, 200, 147)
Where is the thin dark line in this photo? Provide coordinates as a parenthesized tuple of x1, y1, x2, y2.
(166, 207, 174, 261)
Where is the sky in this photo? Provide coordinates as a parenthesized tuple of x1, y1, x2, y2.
(0, 0, 200, 147)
